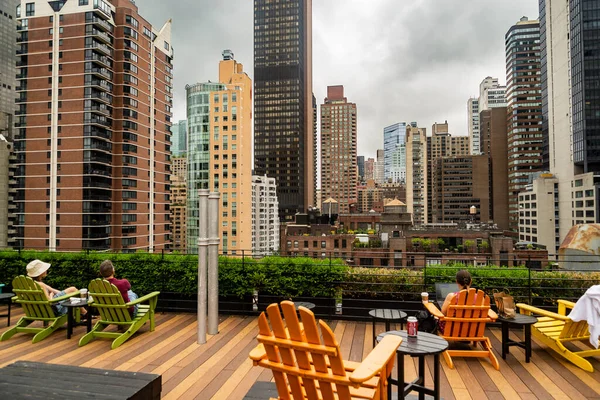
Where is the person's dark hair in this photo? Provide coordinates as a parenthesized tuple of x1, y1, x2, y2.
(455, 270, 472, 290)
(99, 260, 115, 278)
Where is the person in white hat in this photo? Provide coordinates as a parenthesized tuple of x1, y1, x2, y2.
(27, 259, 79, 315)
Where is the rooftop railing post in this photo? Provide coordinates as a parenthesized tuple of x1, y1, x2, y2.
(197, 189, 210, 344)
(528, 263, 532, 305)
(208, 192, 220, 335)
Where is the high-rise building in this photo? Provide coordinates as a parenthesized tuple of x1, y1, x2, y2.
(0, 0, 18, 249)
(170, 156, 186, 252)
(13, 0, 173, 251)
(171, 120, 187, 157)
(186, 50, 252, 255)
(320, 85, 357, 213)
(374, 149, 385, 184)
(467, 98, 480, 154)
(480, 107, 509, 230)
(252, 175, 279, 256)
(478, 77, 507, 111)
(364, 157, 374, 181)
(406, 124, 427, 225)
(253, 0, 314, 221)
(357, 156, 365, 182)
(426, 124, 470, 223)
(505, 17, 543, 232)
(383, 123, 406, 183)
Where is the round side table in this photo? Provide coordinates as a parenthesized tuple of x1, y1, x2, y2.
(368, 309, 407, 347)
(497, 313, 537, 362)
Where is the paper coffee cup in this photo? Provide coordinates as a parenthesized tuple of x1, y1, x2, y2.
(421, 292, 429, 301)
(80, 289, 88, 299)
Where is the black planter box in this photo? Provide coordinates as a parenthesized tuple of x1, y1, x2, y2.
(219, 295, 254, 315)
(257, 295, 336, 319)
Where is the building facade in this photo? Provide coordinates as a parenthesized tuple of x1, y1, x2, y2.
(478, 76, 507, 111)
(374, 149, 384, 184)
(467, 97, 480, 154)
(405, 124, 427, 225)
(186, 51, 253, 255)
(383, 123, 406, 183)
(13, 0, 173, 251)
(518, 173, 559, 250)
(170, 156, 186, 252)
(364, 157, 374, 182)
(252, 175, 279, 256)
(357, 155, 364, 182)
(320, 85, 357, 213)
(506, 17, 543, 232)
(170, 120, 186, 157)
(253, 0, 314, 221)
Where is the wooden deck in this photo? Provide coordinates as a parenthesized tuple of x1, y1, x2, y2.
(2, 308, 600, 399)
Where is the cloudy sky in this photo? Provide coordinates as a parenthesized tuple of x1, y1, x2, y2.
(141, 0, 539, 160)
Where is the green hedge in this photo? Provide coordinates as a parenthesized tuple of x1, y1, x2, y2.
(0, 251, 593, 304)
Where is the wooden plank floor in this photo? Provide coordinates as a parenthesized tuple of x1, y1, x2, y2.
(1, 308, 600, 399)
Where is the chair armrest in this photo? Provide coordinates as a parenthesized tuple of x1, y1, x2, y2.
(488, 309, 498, 320)
(249, 343, 267, 363)
(517, 303, 569, 321)
(49, 290, 80, 303)
(126, 291, 160, 306)
(423, 301, 444, 318)
(350, 334, 402, 384)
(557, 299, 576, 315)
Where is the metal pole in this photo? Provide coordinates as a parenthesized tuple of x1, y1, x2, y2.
(208, 192, 220, 335)
(197, 189, 210, 344)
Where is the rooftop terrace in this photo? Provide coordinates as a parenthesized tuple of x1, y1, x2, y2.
(2, 308, 600, 399)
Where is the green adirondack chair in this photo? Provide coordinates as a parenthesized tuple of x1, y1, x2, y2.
(79, 278, 159, 349)
(0, 275, 79, 343)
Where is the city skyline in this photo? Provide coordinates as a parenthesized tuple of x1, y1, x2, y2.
(137, 0, 539, 159)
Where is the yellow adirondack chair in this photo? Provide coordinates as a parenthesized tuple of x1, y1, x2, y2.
(0, 275, 79, 343)
(517, 300, 600, 372)
(249, 300, 402, 400)
(79, 279, 159, 349)
(424, 288, 499, 370)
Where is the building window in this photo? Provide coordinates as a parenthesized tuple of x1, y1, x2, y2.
(25, 2, 34, 16)
(79, 0, 89, 5)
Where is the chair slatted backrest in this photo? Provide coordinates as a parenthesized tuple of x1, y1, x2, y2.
(88, 279, 132, 322)
(12, 276, 55, 319)
(256, 300, 351, 400)
(561, 319, 590, 340)
(445, 288, 490, 338)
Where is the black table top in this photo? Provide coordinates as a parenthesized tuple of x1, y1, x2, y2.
(295, 301, 315, 310)
(497, 313, 538, 325)
(369, 309, 408, 321)
(60, 298, 91, 308)
(0, 293, 14, 300)
(377, 330, 448, 355)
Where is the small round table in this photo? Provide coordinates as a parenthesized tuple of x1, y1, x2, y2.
(60, 298, 93, 339)
(377, 330, 448, 400)
(294, 301, 315, 310)
(0, 292, 14, 326)
(497, 313, 538, 362)
(369, 309, 407, 347)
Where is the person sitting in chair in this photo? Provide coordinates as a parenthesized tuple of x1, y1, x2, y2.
(99, 260, 138, 317)
(26, 259, 84, 316)
(441, 269, 475, 315)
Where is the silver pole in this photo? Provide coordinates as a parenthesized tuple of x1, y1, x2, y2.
(197, 189, 210, 344)
(208, 192, 220, 335)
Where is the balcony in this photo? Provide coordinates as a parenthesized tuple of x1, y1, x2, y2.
(86, 52, 111, 69)
(88, 103, 111, 116)
(87, 90, 112, 105)
(86, 115, 111, 127)
(83, 164, 111, 177)
(87, 41, 113, 57)
(86, 66, 112, 80)
(85, 127, 112, 140)
(88, 28, 111, 45)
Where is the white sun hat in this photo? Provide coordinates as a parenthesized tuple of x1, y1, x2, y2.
(26, 259, 51, 278)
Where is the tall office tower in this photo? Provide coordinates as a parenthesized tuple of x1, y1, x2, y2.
(426, 124, 470, 223)
(254, 0, 314, 221)
(478, 77, 507, 111)
(170, 120, 187, 157)
(480, 107, 509, 230)
(357, 156, 365, 182)
(431, 155, 491, 224)
(320, 86, 357, 213)
(505, 17, 542, 232)
(405, 125, 427, 225)
(312, 93, 317, 207)
(374, 149, 385, 184)
(364, 157, 374, 181)
(170, 156, 186, 252)
(13, 0, 173, 251)
(383, 123, 406, 183)
(467, 98, 480, 154)
(252, 175, 280, 256)
(0, 0, 18, 249)
(186, 51, 252, 255)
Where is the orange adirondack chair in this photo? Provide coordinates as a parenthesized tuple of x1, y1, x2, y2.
(424, 288, 500, 370)
(249, 300, 402, 400)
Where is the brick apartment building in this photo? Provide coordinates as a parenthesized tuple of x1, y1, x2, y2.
(13, 0, 173, 251)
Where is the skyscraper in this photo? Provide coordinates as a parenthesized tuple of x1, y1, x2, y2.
(13, 0, 173, 251)
(364, 157, 375, 181)
(254, 0, 314, 221)
(478, 77, 507, 111)
(252, 175, 279, 256)
(374, 149, 385, 184)
(186, 51, 252, 255)
(405, 124, 427, 225)
(467, 98, 480, 154)
(320, 85, 357, 214)
(505, 17, 542, 231)
(383, 123, 406, 183)
(171, 120, 187, 157)
(357, 155, 365, 182)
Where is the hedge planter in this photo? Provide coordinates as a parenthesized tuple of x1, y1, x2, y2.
(257, 294, 336, 318)
(342, 295, 423, 320)
(219, 295, 254, 315)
